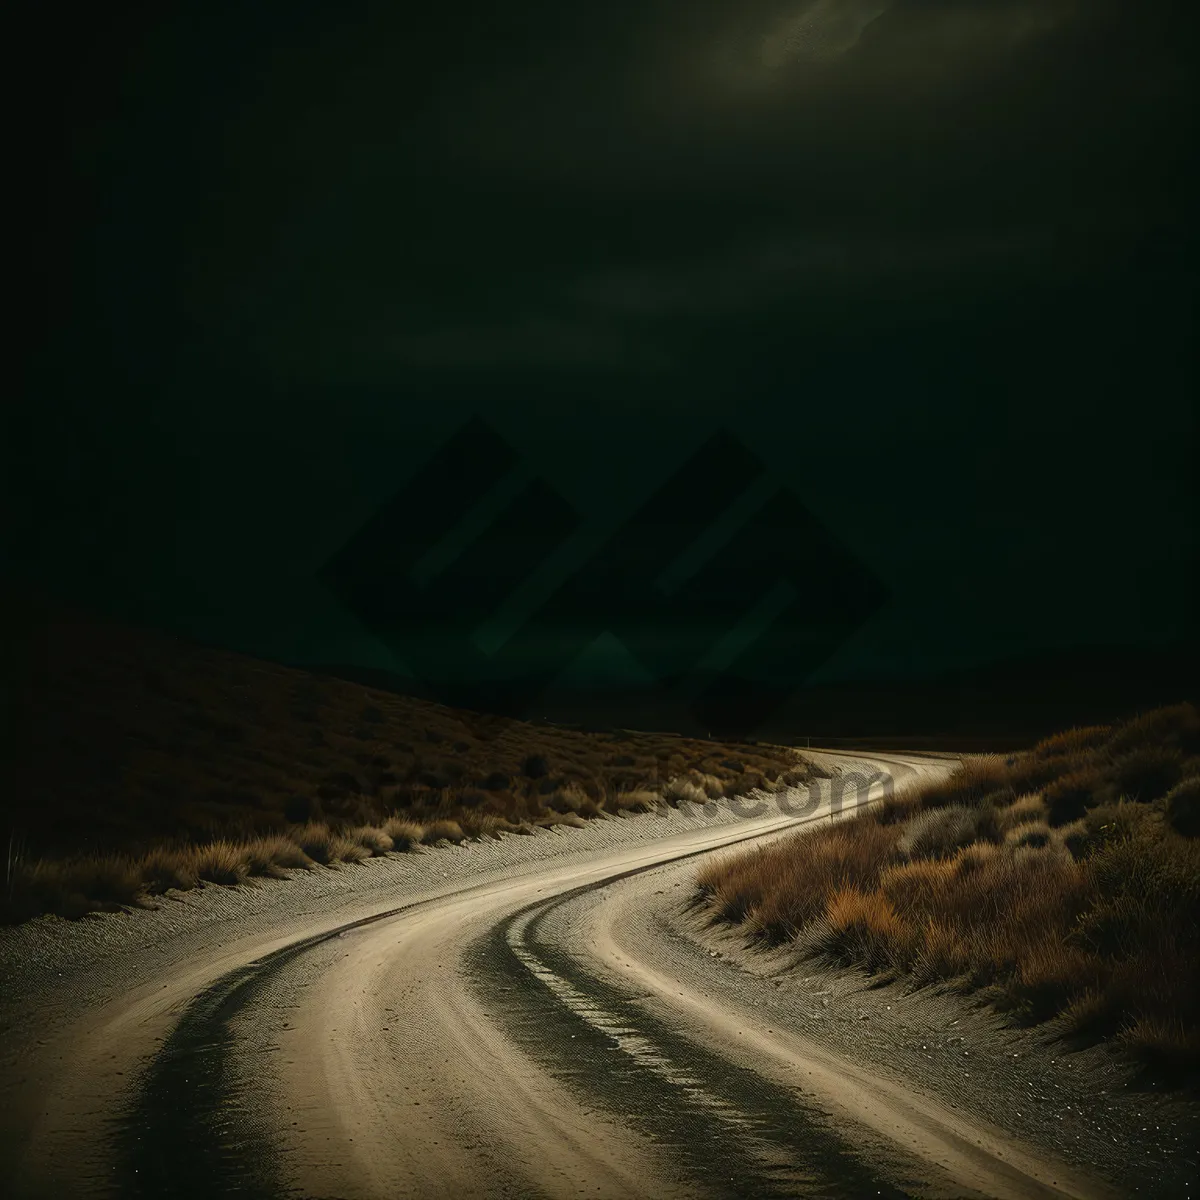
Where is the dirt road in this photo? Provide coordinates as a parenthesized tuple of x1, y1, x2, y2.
(0, 752, 1137, 1198)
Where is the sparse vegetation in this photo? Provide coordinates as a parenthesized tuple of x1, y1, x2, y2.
(2, 603, 825, 922)
(697, 703, 1200, 1083)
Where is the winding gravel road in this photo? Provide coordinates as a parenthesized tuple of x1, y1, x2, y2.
(1, 752, 1125, 1199)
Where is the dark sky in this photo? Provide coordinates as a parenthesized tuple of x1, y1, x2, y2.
(12, 0, 1198, 700)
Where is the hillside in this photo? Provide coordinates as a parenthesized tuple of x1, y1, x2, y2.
(2, 594, 821, 921)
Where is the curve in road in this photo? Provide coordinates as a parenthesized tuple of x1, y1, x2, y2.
(13, 751, 1114, 1199)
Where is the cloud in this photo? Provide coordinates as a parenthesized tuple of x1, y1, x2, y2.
(681, 0, 1078, 95)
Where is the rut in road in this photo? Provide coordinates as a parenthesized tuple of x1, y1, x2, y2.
(470, 877, 919, 1199)
(115, 896, 435, 1199)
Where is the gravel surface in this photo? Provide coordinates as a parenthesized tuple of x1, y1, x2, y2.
(662, 867, 1200, 1197)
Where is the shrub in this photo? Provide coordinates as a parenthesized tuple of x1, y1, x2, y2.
(71, 855, 146, 905)
(459, 813, 515, 840)
(1165, 776, 1200, 837)
(1044, 768, 1112, 826)
(911, 919, 971, 986)
(266, 838, 317, 870)
(688, 771, 727, 799)
(522, 754, 549, 779)
(545, 782, 590, 814)
(664, 777, 712, 808)
(897, 803, 1000, 860)
(741, 821, 901, 943)
(1005, 822, 1053, 849)
(348, 825, 395, 855)
(1119, 1015, 1200, 1082)
(537, 812, 587, 829)
(913, 755, 1010, 810)
(812, 886, 908, 970)
(1030, 725, 1113, 757)
(140, 848, 200, 893)
(294, 822, 339, 864)
(610, 789, 660, 813)
(329, 835, 371, 864)
(244, 835, 307, 877)
(192, 840, 249, 885)
(422, 819, 465, 844)
(1058, 820, 1089, 859)
(1011, 940, 1103, 1023)
(873, 784, 926, 825)
(1079, 800, 1155, 854)
(1111, 746, 1184, 803)
(382, 817, 426, 850)
(1105, 703, 1200, 759)
(997, 793, 1047, 832)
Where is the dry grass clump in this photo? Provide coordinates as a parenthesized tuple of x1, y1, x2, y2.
(697, 703, 1200, 1082)
(140, 847, 201, 893)
(697, 820, 900, 940)
(381, 817, 426, 850)
(244, 834, 315, 876)
(896, 803, 1000, 860)
(1165, 776, 1200, 837)
(872, 780, 931, 825)
(997, 793, 1047, 832)
(7, 855, 150, 918)
(192, 840, 251, 885)
(610, 788, 660, 814)
(542, 782, 594, 815)
(536, 811, 588, 829)
(348, 826, 395, 855)
(1030, 725, 1114, 758)
(907, 754, 1012, 811)
(458, 812, 517, 840)
(663, 777, 715, 808)
(421, 819, 466, 844)
(807, 886, 907, 971)
(292, 822, 341, 865)
(1004, 821, 1055, 850)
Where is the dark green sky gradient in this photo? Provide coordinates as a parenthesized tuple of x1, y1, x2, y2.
(14, 0, 1198, 692)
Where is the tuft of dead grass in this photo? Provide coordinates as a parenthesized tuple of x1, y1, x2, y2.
(663, 777, 714, 808)
(610, 788, 661, 814)
(421, 819, 466, 844)
(349, 825, 395, 856)
(459, 812, 517, 840)
(140, 847, 201, 893)
(1164, 775, 1200, 838)
(381, 816, 427, 850)
(896, 803, 1000, 860)
(244, 835, 309, 877)
(192, 840, 250, 886)
(293, 822, 340, 865)
(997, 793, 1047, 832)
(809, 886, 908, 971)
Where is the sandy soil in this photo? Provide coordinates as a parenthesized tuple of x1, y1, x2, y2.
(2, 749, 1193, 1199)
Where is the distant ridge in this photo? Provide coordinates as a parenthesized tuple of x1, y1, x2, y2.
(309, 641, 1200, 749)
